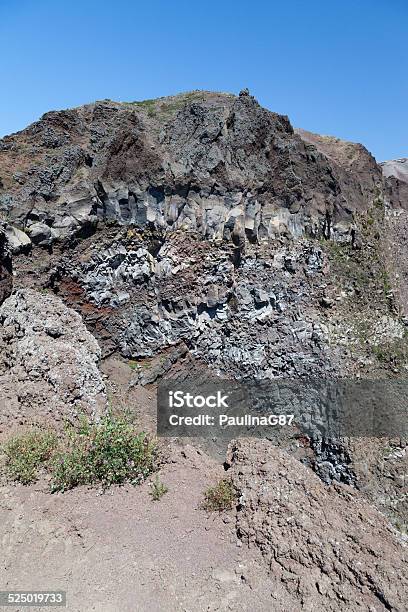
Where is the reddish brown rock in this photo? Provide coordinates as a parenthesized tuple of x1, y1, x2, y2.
(229, 439, 408, 611)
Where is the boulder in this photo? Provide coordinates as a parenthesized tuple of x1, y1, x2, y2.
(0, 289, 107, 428)
(27, 222, 56, 246)
(4, 225, 31, 254)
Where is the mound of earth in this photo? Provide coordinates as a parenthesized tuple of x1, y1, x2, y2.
(229, 439, 408, 611)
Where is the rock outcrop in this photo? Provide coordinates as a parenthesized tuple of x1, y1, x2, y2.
(381, 158, 408, 210)
(382, 158, 408, 183)
(0, 222, 12, 305)
(0, 91, 394, 247)
(295, 128, 383, 213)
(229, 439, 408, 611)
(0, 289, 106, 429)
(0, 90, 407, 531)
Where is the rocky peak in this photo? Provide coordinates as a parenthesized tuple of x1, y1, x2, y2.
(1, 92, 408, 528)
(0, 91, 396, 249)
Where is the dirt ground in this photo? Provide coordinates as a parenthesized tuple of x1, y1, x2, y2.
(0, 444, 277, 612)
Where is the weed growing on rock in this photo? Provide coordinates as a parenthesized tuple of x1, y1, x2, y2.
(128, 359, 139, 370)
(2, 429, 57, 484)
(203, 478, 236, 512)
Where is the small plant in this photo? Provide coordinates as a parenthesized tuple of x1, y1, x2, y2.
(372, 341, 408, 368)
(130, 101, 156, 117)
(203, 478, 236, 512)
(149, 475, 168, 501)
(394, 521, 408, 535)
(2, 429, 58, 484)
(0, 414, 157, 493)
(50, 414, 156, 492)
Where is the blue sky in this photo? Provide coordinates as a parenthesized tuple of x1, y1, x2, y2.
(0, 0, 406, 161)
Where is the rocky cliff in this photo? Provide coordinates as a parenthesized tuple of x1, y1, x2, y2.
(1, 90, 403, 373)
(0, 90, 393, 245)
(1, 90, 408, 542)
(382, 158, 408, 209)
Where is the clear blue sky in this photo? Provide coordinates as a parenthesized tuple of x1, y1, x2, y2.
(0, 0, 406, 161)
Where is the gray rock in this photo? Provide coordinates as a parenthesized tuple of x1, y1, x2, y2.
(0, 92, 388, 247)
(27, 222, 55, 246)
(0, 289, 107, 426)
(4, 225, 31, 254)
(381, 158, 408, 183)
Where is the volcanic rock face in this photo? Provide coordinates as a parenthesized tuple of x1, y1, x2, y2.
(1, 97, 407, 470)
(0, 289, 106, 429)
(0, 223, 12, 305)
(380, 159, 408, 316)
(382, 158, 408, 183)
(50, 231, 338, 379)
(0, 91, 407, 536)
(0, 91, 390, 246)
(295, 128, 383, 213)
(230, 439, 408, 611)
(0, 92, 398, 378)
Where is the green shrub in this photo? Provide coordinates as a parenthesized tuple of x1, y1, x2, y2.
(203, 478, 236, 512)
(2, 429, 58, 484)
(50, 415, 156, 492)
(149, 475, 168, 501)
